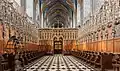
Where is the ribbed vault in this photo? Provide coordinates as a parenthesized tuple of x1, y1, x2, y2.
(40, 0, 75, 28)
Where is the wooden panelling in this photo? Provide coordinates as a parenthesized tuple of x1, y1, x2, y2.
(77, 38, 120, 53)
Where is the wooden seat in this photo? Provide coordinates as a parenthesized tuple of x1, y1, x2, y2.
(84, 53, 90, 61)
(71, 51, 113, 70)
(1, 59, 9, 71)
(90, 54, 96, 64)
(94, 55, 101, 68)
(86, 53, 92, 63)
(83, 53, 88, 61)
(112, 54, 120, 71)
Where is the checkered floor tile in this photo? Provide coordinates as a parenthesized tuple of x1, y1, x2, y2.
(24, 55, 96, 71)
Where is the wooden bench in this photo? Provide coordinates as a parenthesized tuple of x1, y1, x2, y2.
(71, 51, 113, 71)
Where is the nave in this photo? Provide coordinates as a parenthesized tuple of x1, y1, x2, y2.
(24, 54, 95, 71)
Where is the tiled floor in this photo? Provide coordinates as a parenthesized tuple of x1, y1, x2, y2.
(24, 55, 95, 71)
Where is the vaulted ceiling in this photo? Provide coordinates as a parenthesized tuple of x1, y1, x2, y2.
(39, 0, 82, 28)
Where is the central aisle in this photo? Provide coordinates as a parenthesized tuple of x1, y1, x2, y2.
(25, 55, 95, 71)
